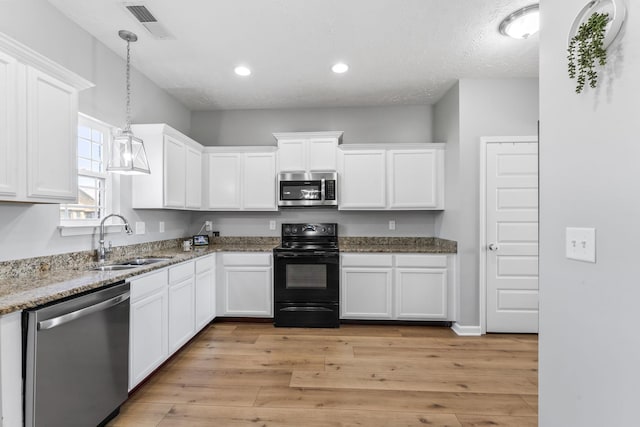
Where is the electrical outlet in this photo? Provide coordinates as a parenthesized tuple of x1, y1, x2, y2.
(135, 221, 145, 235)
(159, 221, 165, 233)
(389, 220, 396, 230)
(204, 221, 213, 232)
(566, 227, 596, 263)
(269, 220, 276, 230)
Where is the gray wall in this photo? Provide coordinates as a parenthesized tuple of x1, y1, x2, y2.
(539, 1, 640, 425)
(0, 0, 193, 261)
(190, 105, 433, 146)
(434, 78, 539, 326)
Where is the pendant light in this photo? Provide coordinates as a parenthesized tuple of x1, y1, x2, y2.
(107, 30, 150, 175)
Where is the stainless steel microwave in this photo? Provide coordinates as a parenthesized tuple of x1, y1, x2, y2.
(278, 172, 337, 207)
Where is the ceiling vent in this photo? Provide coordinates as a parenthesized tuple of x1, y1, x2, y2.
(124, 3, 174, 39)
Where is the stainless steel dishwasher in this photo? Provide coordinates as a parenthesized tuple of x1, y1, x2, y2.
(24, 280, 130, 427)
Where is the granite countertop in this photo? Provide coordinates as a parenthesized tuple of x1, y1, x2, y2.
(0, 236, 456, 316)
(339, 237, 457, 253)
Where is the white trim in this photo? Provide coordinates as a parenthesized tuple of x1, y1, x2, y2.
(273, 131, 344, 142)
(479, 136, 537, 335)
(58, 224, 124, 237)
(451, 323, 481, 336)
(0, 32, 94, 91)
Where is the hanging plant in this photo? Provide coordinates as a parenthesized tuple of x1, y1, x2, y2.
(567, 11, 609, 93)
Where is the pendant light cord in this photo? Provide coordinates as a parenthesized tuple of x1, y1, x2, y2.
(125, 38, 132, 133)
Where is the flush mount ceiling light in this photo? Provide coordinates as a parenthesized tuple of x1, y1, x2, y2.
(234, 65, 251, 76)
(331, 62, 349, 74)
(499, 4, 540, 39)
(107, 30, 150, 175)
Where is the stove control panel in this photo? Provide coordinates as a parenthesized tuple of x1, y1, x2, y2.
(282, 223, 337, 237)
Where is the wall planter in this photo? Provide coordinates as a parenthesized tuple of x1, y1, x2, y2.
(567, 0, 626, 93)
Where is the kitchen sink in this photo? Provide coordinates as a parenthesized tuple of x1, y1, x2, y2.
(115, 257, 173, 266)
(91, 265, 139, 271)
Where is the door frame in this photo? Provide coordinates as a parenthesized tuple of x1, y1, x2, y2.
(479, 136, 538, 335)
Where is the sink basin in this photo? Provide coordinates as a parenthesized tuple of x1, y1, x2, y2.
(92, 265, 139, 271)
(115, 257, 172, 266)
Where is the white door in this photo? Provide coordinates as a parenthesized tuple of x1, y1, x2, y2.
(163, 136, 186, 208)
(206, 152, 242, 209)
(485, 141, 539, 333)
(185, 146, 202, 209)
(388, 149, 439, 209)
(338, 149, 386, 209)
(243, 152, 277, 210)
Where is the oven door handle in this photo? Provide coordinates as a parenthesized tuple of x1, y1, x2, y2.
(275, 252, 338, 258)
(280, 306, 334, 312)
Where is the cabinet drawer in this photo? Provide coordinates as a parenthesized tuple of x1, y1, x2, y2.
(169, 261, 194, 283)
(222, 253, 271, 267)
(341, 253, 393, 267)
(130, 269, 168, 302)
(195, 255, 215, 274)
(395, 254, 447, 268)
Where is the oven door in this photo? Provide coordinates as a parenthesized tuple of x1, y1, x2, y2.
(274, 251, 339, 303)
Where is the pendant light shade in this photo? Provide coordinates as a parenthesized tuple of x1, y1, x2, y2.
(107, 30, 150, 175)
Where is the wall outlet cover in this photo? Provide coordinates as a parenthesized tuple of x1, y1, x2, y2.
(135, 221, 146, 235)
(269, 220, 276, 230)
(159, 221, 165, 233)
(389, 220, 396, 230)
(566, 227, 596, 263)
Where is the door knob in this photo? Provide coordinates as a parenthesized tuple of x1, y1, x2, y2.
(488, 243, 499, 252)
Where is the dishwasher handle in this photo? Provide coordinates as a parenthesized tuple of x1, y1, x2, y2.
(38, 292, 130, 331)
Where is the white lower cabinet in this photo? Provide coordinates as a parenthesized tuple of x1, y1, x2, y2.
(195, 255, 216, 329)
(220, 253, 273, 317)
(168, 263, 196, 353)
(129, 269, 169, 391)
(129, 255, 216, 391)
(341, 253, 454, 321)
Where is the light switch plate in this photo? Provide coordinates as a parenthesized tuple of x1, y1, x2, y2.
(135, 221, 145, 235)
(159, 221, 165, 233)
(566, 227, 596, 263)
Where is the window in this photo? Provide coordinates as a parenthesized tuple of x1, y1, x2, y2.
(60, 114, 113, 226)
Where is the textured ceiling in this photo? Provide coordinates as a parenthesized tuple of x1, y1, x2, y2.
(47, 0, 539, 110)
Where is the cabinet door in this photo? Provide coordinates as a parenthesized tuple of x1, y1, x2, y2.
(243, 152, 277, 210)
(185, 145, 202, 209)
(25, 67, 77, 201)
(388, 149, 440, 209)
(207, 153, 242, 209)
(223, 267, 272, 317)
(277, 139, 306, 172)
(338, 150, 386, 209)
(395, 268, 447, 320)
(129, 289, 168, 390)
(195, 269, 214, 329)
(168, 278, 195, 352)
(163, 135, 186, 208)
(0, 52, 17, 198)
(341, 267, 393, 319)
(307, 138, 338, 171)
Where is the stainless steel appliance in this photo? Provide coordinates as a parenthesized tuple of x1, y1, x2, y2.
(278, 172, 337, 207)
(24, 281, 130, 427)
(274, 223, 339, 327)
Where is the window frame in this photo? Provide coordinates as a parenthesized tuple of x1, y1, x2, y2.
(59, 113, 117, 231)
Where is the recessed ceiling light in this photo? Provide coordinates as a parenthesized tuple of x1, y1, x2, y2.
(331, 63, 349, 74)
(234, 66, 251, 76)
(499, 4, 540, 39)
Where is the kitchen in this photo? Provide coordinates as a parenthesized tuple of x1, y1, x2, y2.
(0, 0, 637, 426)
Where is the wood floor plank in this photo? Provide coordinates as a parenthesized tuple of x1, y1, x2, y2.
(290, 370, 538, 395)
(353, 346, 538, 362)
(172, 352, 326, 371)
(326, 356, 537, 377)
(129, 383, 260, 407)
(105, 402, 173, 427)
(233, 323, 405, 337)
(456, 414, 538, 426)
(158, 404, 462, 427)
(254, 386, 536, 416)
(152, 366, 293, 388)
(520, 394, 538, 412)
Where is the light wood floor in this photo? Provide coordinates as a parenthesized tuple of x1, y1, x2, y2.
(107, 322, 538, 427)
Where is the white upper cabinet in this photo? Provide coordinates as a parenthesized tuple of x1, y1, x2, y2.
(338, 149, 387, 209)
(0, 33, 93, 203)
(338, 144, 445, 210)
(131, 124, 204, 210)
(273, 131, 343, 172)
(204, 147, 277, 211)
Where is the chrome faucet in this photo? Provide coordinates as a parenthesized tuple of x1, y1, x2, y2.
(97, 214, 133, 263)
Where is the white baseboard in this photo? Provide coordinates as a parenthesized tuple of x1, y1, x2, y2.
(451, 323, 482, 336)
